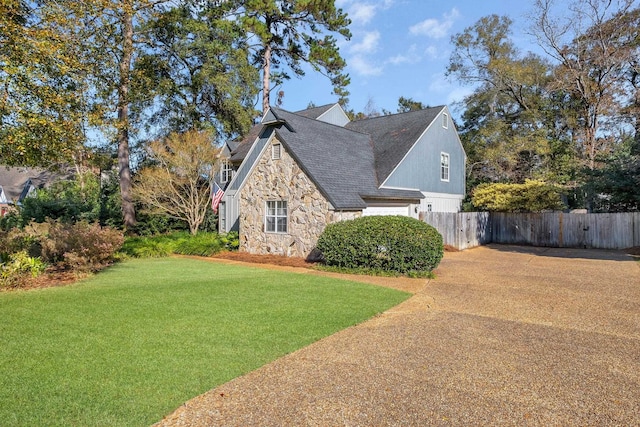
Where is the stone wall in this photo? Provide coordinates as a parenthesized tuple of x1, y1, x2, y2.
(239, 137, 361, 257)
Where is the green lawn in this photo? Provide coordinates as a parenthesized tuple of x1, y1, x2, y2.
(0, 257, 409, 426)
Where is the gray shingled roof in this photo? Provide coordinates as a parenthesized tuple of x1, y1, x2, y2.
(268, 108, 423, 210)
(0, 166, 68, 203)
(294, 104, 335, 120)
(229, 124, 263, 163)
(229, 104, 339, 163)
(346, 107, 444, 183)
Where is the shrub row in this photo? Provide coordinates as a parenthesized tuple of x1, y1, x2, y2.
(316, 216, 444, 275)
(1, 221, 125, 271)
(119, 231, 239, 258)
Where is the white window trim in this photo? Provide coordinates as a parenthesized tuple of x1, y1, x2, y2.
(265, 200, 288, 233)
(220, 159, 233, 184)
(440, 152, 450, 182)
(271, 143, 281, 160)
(442, 112, 449, 129)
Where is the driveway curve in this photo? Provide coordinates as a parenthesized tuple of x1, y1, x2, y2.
(156, 245, 640, 426)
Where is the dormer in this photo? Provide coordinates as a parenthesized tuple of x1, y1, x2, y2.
(295, 103, 350, 127)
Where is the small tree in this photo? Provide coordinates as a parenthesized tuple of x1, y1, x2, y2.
(134, 130, 220, 235)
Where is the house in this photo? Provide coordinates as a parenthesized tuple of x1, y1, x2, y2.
(0, 166, 69, 216)
(218, 103, 466, 257)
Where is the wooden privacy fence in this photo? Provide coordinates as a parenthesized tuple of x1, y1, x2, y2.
(421, 212, 640, 250)
(420, 212, 491, 250)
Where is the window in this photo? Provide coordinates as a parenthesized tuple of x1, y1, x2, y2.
(426, 203, 433, 212)
(271, 143, 281, 160)
(440, 152, 450, 182)
(219, 202, 226, 231)
(265, 200, 287, 233)
(220, 160, 233, 183)
(442, 112, 449, 129)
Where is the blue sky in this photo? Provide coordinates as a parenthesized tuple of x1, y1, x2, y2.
(275, 0, 541, 118)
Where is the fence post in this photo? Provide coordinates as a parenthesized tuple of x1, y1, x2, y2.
(558, 212, 563, 248)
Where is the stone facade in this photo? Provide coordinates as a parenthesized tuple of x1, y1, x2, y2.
(239, 137, 361, 257)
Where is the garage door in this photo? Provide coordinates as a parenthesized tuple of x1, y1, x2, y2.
(362, 205, 410, 217)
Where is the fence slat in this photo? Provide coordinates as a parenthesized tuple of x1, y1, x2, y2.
(422, 212, 491, 250)
(422, 212, 638, 250)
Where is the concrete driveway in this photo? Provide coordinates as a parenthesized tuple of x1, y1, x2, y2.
(157, 245, 640, 426)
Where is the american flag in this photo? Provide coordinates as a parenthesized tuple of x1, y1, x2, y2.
(211, 182, 224, 213)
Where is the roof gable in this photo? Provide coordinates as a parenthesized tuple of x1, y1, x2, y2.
(229, 105, 457, 210)
(0, 166, 70, 203)
(230, 104, 349, 163)
(346, 106, 444, 183)
(296, 103, 350, 126)
(266, 108, 422, 209)
(294, 104, 335, 119)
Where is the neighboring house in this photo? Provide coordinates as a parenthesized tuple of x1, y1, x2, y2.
(219, 103, 466, 258)
(0, 166, 69, 216)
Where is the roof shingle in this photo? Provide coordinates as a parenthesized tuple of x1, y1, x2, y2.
(346, 107, 444, 183)
(267, 108, 423, 210)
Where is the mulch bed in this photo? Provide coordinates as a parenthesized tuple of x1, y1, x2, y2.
(212, 251, 317, 268)
(1, 268, 89, 292)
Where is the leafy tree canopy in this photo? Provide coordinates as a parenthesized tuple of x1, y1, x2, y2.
(0, 0, 86, 166)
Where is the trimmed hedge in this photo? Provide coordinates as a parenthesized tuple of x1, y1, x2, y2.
(316, 216, 444, 274)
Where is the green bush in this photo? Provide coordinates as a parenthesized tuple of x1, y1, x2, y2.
(0, 251, 47, 288)
(0, 211, 21, 231)
(174, 233, 224, 256)
(0, 223, 49, 259)
(316, 216, 444, 275)
(119, 235, 180, 258)
(220, 231, 239, 251)
(120, 231, 239, 258)
(132, 212, 189, 236)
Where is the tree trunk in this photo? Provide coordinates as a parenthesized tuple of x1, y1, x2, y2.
(633, 83, 640, 155)
(262, 43, 271, 114)
(117, 4, 136, 229)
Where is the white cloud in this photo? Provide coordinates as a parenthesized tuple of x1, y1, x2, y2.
(349, 31, 380, 54)
(387, 44, 420, 65)
(346, 0, 396, 26)
(409, 8, 460, 39)
(349, 55, 383, 76)
(387, 53, 411, 65)
(349, 3, 377, 25)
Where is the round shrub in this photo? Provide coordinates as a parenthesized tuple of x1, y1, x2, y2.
(316, 215, 444, 274)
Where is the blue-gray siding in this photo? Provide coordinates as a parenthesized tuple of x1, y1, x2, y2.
(221, 131, 272, 232)
(228, 132, 270, 191)
(317, 105, 350, 126)
(383, 113, 465, 195)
